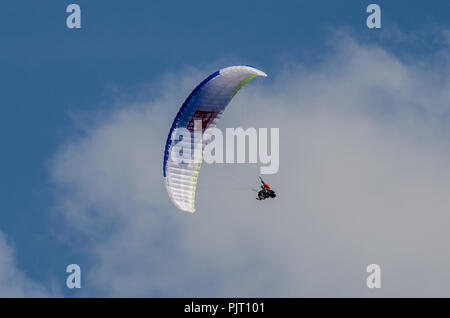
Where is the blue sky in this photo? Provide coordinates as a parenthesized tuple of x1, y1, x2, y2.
(1, 1, 450, 297)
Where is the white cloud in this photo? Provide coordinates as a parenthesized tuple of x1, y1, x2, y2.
(0, 232, 53, 297)
(51, 33, 450, 296)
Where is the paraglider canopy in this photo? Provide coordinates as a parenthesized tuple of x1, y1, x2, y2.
(163, 65, 267, 213)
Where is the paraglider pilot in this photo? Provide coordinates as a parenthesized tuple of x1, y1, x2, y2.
(257, 177, 276, 200)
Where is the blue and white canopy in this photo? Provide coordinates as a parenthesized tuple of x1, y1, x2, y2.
(163, 65, 267, 213)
